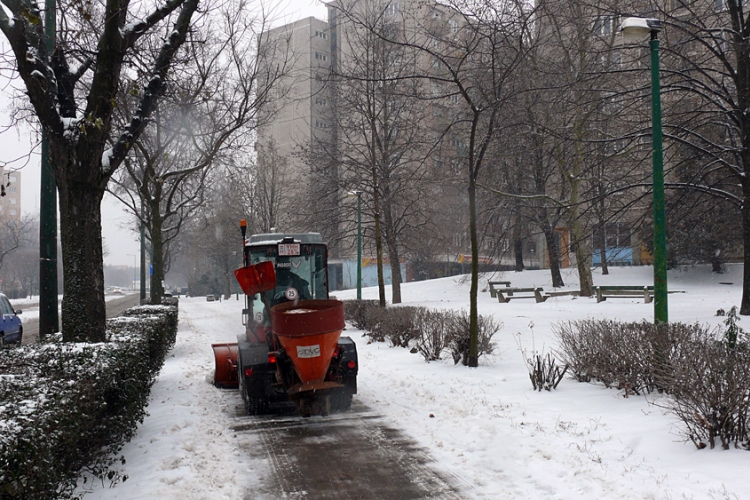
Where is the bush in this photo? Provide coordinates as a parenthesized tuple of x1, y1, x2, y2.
(357, 305, 422, 347)
(342, 299, 380, 331)
(414, 309, 454, 362)
(554, 319, 698, 395)
(0, 302, 178, 499)
(554, 315, 750, 449)
(665, 332, 750, 449)
(447, 311, 500, 366)
(526, 353, 568, 391)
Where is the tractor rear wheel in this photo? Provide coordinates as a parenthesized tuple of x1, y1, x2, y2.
(239, 372, 269, 415)
(245, 395, 270, 415)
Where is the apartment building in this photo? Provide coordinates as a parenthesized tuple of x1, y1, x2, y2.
(255, 16, 335, 236)
(0, 167, 21, 220)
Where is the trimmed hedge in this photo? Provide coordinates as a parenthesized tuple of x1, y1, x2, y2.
(0, 301, 179, 499)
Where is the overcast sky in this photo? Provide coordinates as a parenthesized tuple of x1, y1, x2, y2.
(0, 0, 327, 268)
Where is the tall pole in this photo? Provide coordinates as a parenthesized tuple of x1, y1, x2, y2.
(356, 192, 362, 300)
(140, 206, 146, 302)
(39, 0, 58, 337)
(650, 34, 668, 324)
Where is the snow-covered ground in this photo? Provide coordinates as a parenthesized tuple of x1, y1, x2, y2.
(8, 292, 136, 324)
(77, 264, 750, 499)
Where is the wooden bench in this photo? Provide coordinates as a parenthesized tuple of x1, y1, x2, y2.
(543, 290, 580, 299)
(496, 287, 547, 303)
(595, 286, 654, 303)
(488, 281, 511, 298)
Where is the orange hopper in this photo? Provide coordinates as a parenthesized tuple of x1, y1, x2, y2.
(271, 300, 345, 385)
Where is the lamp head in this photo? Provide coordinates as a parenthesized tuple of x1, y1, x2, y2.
(620, 17, 662, 42)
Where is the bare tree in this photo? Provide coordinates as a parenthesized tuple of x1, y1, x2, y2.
(108, 2, 292, 304)
(328, 0, 436, 305)
(373, 0, 535, 366)
(0, 215, 34, 290)
(0, 0, 200, 341)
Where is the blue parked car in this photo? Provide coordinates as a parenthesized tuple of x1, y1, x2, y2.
(0, 293, 22, 347)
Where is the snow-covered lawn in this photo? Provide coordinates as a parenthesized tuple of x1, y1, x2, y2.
(78, 265, 750, 499)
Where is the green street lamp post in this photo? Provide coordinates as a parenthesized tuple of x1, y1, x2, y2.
(348, 190, 363, 300)
(621, 17, 668, 324)
(39, 0, 58, 337)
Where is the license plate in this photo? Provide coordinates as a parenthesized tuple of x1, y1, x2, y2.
(278, 243, 300, 256)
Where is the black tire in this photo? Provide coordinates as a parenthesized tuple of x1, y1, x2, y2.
(239, 371, 269, 415)
(245, 395, 270, 415)
(0, 333, 4, 349)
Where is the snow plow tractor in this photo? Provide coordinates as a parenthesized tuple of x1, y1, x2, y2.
(212, 221, 358, 417)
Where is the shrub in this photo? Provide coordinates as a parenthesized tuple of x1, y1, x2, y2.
(341, 299, 380, 331)
(554, 319, 698, 395)
(360, 305, 423, 347)
(414, 309, 454, 361)
(526, 353, 568, 391)
(0, 302, 178, 499)
(554, 315, 750, 449)
(447, 311, 500, 366)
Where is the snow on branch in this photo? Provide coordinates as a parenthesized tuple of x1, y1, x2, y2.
(120, 0, 189, 50)
(104, 0, 199, 176)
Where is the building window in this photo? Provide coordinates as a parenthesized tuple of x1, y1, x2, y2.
(593, 15, 616, 36)
(8, 176, 16, 182)
(384, 2, 399, 17)
(9, 199, 16, 205)
(315, 52, 328, 62)
(315, 30, 327, 39)
(315, 97, 327, 106)
(449, 19, 458, 33)
(315, 120, 329, 129)
(9, 187, 16, 193)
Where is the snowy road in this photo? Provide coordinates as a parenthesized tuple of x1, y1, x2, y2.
(230, 401, 466, 499)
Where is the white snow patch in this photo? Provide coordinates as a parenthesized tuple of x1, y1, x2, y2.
(77, 264, 750, 499)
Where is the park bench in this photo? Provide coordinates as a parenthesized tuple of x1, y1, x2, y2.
(495, 287, 547, 303)
(488, 281, 512, 298)
(543, 290, 580, 299)
(595, 286, 686, 303)
(595, 285, 654, 303)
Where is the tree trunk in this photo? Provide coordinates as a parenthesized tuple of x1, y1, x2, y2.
(572, 225, 593, 297)
(741, 194, 750, 314)
(383, 208, 402, 304)
(468, 176, 479, 368)
(596, 221, 609, 275)
(371, 121, 386, 308)
(514, 239, 524, 272)
(58, 180, 106, 342)
(150, 206, 165, 305)
(541, 223, 564, 287)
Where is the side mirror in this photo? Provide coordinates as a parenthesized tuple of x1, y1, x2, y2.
(15, 310, 22, 315)
(234, 261, 277, 296)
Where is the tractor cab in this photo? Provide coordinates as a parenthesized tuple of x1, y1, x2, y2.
(241, 233, 329, 344)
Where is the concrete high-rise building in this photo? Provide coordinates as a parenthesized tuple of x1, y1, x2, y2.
(256, 16, 335, 237)
(0, 167, 21, 220)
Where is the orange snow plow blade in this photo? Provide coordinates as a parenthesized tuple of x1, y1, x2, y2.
(234, 261, 276, 296)
(212, 342, 239, 388)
